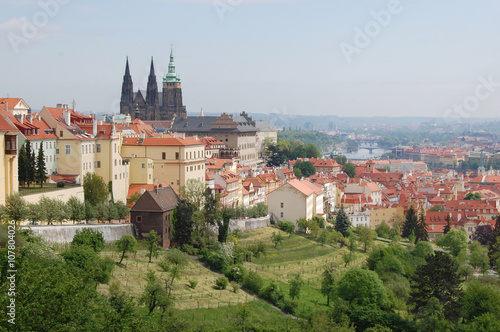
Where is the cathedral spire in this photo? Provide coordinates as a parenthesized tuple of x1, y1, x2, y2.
(120, 57, 134, 111)
(149, 56, 155, 76)
(146, 56, 158, 106)
(125, 56, 131, 76)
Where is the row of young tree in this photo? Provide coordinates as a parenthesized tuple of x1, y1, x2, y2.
(1, 172, 129, 224)
(18, 141, 47, 188)
(0, 193, 129, 225)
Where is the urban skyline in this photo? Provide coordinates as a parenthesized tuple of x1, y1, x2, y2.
(1, 0, 500, 119)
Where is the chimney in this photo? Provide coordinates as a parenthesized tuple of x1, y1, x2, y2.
(93, 118, 97, 136)
(29, 114, 33, 124)
(63, 109, 70, 125)
(57, 103, 62, 108)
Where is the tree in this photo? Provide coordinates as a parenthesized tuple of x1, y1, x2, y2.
(469, 241, 490, 274)
(116, 234, 137, 264)
(146, 230, 162, 263)
(35, 143, 47, 187)
(335, 155, 347, 166)
(414, 207, 429, 243)
(375, 222, 391, 239)
(61, 245, 114, 285)
(336, 267, 389, 308)
(83, 173, 108, 207)
(472, 225, 493, 245)
(277, 220, 295, 236)
(438, 229, 468, 256)
(71, 228, 105, 253)
(139, 270, 171, 315)
(25, 141, 35, 187)
(409, 251, 463, 321)
(464, 192, 481, 200)
(342, 163, 356, 178)
(27, 201, 45, 224)
(115, 201, 130, 221)
(218, 208, 233, 243)
(180, 179, 205, 210)
(127, 192, 141, 207)
(288, 273, 304, 300)
(461, 279, 500, 322)
(321, 265, 336, 306)
(40, 197, 64, 225)
(203, 187, 219, 230)
(271, 231, 284, 248)
(96, 202, 110, 223)
(67, 196, 85, 224)
(171, 199, 194, 246)
(293, 160, 316, 177)
(5, 193, 27, 223)
(18, 143, 28, 186)
(444, 215, 451, 234)
(84, 201, 97, 222)
(488, 217, 500, 266)
(402, 206, 418, 239)
(412, 241, 434, 259)
(334, 208, 351, 236)
(358, 226, 376, 252)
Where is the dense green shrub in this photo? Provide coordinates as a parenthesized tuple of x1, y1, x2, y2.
(215, 276, 229, 290)
(223, 264, 247, 283)
(243, 271, 264, 294)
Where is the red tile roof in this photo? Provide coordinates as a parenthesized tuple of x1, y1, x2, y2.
(122, 136, 203, 146)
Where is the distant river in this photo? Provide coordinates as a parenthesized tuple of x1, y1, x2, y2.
(338, 143, 390, 160)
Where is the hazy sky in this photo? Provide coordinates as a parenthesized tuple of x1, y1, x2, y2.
(1, 0, 500, 119)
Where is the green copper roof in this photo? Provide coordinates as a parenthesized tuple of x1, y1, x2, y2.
(164, 45, 181, 83)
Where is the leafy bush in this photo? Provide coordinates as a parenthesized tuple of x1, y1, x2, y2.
(260, 279, 285, 307)
(215, 276, 229, 290)
(71, 229, 105, 253)
(202, 250, 232, 271)
(188, 279, 198, 289)
(163, 248, 190, 266)
(223, 264, 247, 283)
(277, 220, 295, 235)
(282, 299, 298, 315)
(248, 241, 267, 258)
(231, 281, 239, 293)
(181, 244, 198, 255)
(375, 222, 391, 239)
(243, 271, 264, 294)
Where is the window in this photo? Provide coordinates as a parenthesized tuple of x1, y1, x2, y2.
(65, 145, 71, 154)
(96, 144, 101, 153)
(141, 163, 145, 168)
(190, 166, 193, 171)
(93, 144, 95, 153)
(114, 159, 117, 166)
(114, 143, 117, 153)
(281, 202, 284, 208)
(136, 216, 142, 222)
(96, 161, 101, 168)
(280, 212, 284, 218)
(175, 152, 179, 160)
(60, 131, 63, 137)
(114, 174, 117, 180)
(82, 145, 84, 154)
(162, 152, 166, 160)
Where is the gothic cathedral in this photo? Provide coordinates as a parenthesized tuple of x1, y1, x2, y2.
(120, 46, 187, 120)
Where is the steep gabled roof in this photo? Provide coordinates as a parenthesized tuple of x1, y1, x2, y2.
(131, 186, 179, 212)
(288, 179, 323, 196)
